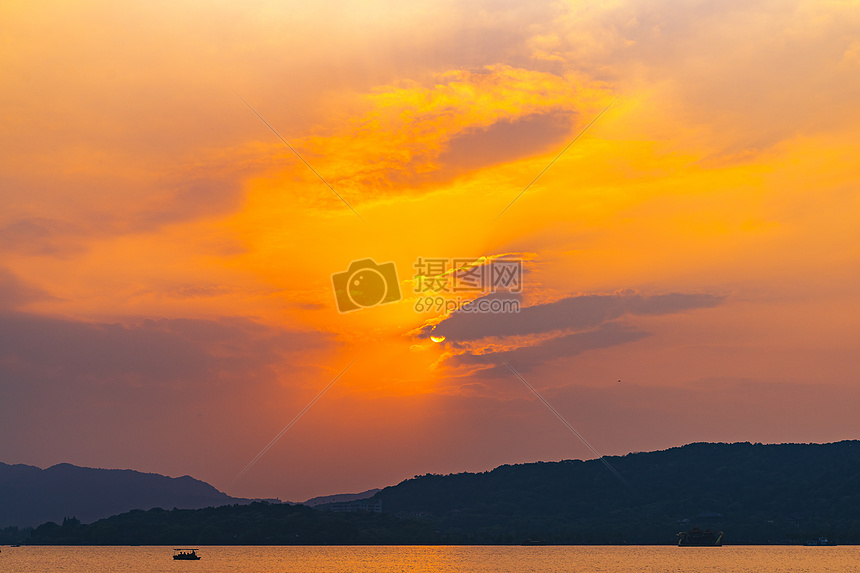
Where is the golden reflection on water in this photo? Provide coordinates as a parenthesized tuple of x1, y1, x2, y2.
(2, 545, 857, 573)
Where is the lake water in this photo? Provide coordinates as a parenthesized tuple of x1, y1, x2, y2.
(2, 545, 857, 573)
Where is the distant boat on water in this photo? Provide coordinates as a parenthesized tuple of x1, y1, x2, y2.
(173, 549, 201, 560)
(677, 527, 723, 546)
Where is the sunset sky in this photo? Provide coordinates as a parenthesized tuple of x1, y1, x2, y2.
(2, 0, 860, 502)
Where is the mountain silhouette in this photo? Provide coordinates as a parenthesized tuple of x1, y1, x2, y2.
(10, 441, 860, 545)
(0, 462, 249, 527)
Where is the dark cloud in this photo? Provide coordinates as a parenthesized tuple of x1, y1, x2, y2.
(0, 174, 245, 258)
(0, 268, 57, 311)
(450, 321, 650, 376)
(0, 312, 328, 389)
(418, 291, 724, 375)
(376, 108, 581, 195)
(133, 176, 245, 230)
(436, 111, 575, 172)
(0, 217, 87, 258)
(421, 292, 724, 342)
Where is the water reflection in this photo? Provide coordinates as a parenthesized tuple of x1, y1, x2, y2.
(2, 545, 856, 573)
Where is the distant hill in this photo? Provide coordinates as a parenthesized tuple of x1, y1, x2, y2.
(371, 440, 860, 544)
(302, 489, 381, 507)
(25, 502, 435, 545)
(13, 441, 860, 545)
(0, 462, 249, 528)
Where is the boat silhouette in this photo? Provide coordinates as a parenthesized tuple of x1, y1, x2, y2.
(173, 548, 201, 560)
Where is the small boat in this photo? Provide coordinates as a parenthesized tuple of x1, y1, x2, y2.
(173, 549, 201, 560)
(677, 527, 723, 546)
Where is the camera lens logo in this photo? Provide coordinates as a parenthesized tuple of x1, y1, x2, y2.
(332, 259, 402, 313)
